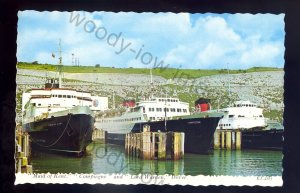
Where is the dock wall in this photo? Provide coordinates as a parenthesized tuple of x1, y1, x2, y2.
(16, 130, 32, 173)
(125, 131, 184, 160)
(92, 129, 107, 143)
(214, 130, 242, 150)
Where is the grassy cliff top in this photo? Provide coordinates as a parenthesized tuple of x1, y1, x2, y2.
(17, 62, 283, 79)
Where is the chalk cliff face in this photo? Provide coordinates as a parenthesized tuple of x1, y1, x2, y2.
(16, 69, 284, 123)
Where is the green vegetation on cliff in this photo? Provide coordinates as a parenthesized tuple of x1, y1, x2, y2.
(17, 62, 283, 80)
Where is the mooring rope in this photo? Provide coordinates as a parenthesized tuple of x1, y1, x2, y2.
(30, 114, 72, 148)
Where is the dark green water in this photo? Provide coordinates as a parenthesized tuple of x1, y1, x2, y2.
(31, 143, 282, 176)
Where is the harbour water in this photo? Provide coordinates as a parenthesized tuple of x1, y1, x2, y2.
(31, 143, 282, 176)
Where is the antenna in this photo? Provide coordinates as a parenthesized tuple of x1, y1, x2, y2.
(112, 92, 115, 109)
(72, 53, 74, 66)
(58, 39, 63, 88)
(58, 39, 62, 65)
(164, 90, 167, 131)
(150, 68, 154, 98)
(227, 62, 230, 105)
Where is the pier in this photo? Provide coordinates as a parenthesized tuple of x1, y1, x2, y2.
(15, 127, 32, 173)
(125, 125, 184, 160)
(213, 130, 242, 150)
(92, 128, 107, 143)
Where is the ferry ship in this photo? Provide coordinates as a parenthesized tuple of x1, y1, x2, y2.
(22, 78, 107, 155)
(94, 96, 221, 154)
(216, 101, 266, 130)
(213, 100, 283, 150)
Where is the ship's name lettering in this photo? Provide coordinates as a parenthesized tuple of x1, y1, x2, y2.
(48, 122, 63, 127)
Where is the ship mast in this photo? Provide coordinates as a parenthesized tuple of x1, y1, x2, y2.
(150, 68, 154, 98)
(227, 62, 231, 105)
(164, 91, 167, 131)
(112, 91, 115, 109)
(58, 39, 63, 88)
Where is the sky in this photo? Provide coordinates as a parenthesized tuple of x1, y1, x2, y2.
(17, 11, 285, 69)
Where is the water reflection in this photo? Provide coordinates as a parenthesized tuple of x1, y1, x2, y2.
(31, 150, 93, 173)
(31, 143, 282, 176)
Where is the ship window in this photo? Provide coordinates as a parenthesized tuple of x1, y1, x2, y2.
(63, 95, 66, 98)
(156, 108, 162, 112)
(177, 108, 182, 112)
(148, 107, 155, 112)
(38, 104, 41, 106)
(67, 95, 71, 98)
(229, 115, 234, 118)
(171, 108, 176, 112)
(259, 115, 263, 117)
(183, 109, 187, 113)
(58, 95, 62, 98)
(167, 99, 170, 102)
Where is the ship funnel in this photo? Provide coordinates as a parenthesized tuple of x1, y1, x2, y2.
(195, 98, 211, 112)
(122, 99, 136, 108)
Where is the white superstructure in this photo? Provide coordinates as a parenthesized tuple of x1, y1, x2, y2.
(95, 96, 190, 134)
(216, 101, 266, 130)
(22, 79, 108, 124)
(136, 97, 190, 121)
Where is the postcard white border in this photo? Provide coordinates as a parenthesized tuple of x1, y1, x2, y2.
(15, 173, 282, 186)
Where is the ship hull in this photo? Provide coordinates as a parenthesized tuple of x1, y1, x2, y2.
(106, 117, 221, 154)
(23, 113, 94, 155)
(242, 129, 283, 150)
